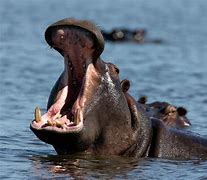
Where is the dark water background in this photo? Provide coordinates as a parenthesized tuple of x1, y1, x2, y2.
(1, 0, 207, 179)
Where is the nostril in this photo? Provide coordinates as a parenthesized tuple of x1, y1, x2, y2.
(56, 29, 65, 42)
(51, 29, 65, 45)
(56, 29, 65, 37)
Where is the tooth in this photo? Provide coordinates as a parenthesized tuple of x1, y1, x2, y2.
(35, 107, 41, 122)
(53, 113, 61, 120)
(57, 114, 62, 119)
(56, 120, 63, 128)
(47, 120, 53, 126)
(73, 109, 80, 125)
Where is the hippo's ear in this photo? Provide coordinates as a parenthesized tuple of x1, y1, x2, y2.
(121, 79, 130, 93)
(177, 107, 187, 116)
(138, 96, 147, 104)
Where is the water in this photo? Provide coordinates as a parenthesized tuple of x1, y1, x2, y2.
(1, 0, 207, 179)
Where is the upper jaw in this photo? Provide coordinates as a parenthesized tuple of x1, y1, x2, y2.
(44, 18, 105, 60)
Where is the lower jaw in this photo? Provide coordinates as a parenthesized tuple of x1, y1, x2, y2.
(30, 123, 86, 155)
(31, 119, 83, 133)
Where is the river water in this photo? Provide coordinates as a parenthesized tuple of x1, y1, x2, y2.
(1, 0, 207, 179)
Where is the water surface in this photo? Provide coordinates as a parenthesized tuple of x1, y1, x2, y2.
(1, 0, 207, 179)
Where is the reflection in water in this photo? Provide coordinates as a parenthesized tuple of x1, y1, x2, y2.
(31, 154, 141, 179)
(30, 154, 207, 179)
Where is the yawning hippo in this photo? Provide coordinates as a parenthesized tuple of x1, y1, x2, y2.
(138, 96, 191, 128)
(30, 18, 207, 159)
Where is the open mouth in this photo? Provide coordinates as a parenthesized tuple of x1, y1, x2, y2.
(31, 25, 101, 133)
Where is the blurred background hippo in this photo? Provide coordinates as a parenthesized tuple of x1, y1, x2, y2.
(101, 28, 163, 44)
(138, 96, 191, 128)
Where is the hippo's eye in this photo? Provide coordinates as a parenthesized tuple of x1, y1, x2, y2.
(60, 35, 64, 39)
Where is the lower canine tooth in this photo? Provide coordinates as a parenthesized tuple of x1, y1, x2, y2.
(35, 107, 41, 122)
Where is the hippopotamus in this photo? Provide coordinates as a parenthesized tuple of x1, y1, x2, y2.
(101, 28, 163, 44)
(101, 28, 146, 43)
(30, 18, 207, 160)
(137, 96, 191, 128)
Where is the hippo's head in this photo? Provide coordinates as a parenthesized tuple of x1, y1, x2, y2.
(160, 105, 191, 127)
(142, 99, 191, 128)
(30, 18, 152, 156)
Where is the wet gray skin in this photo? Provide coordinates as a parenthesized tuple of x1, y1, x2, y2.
(30, 18, 207, 159)
(30, 18, 152, 156)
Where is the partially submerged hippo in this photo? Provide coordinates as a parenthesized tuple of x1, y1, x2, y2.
(30, 18, 207, 159)
(101, 28, 163, 44)
(101, 28, 146, 43)
(138, 96, 191, 128)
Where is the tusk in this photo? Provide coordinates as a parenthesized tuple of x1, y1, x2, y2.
(35, 107, 41, 122)
(73, 109, 80, 125)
